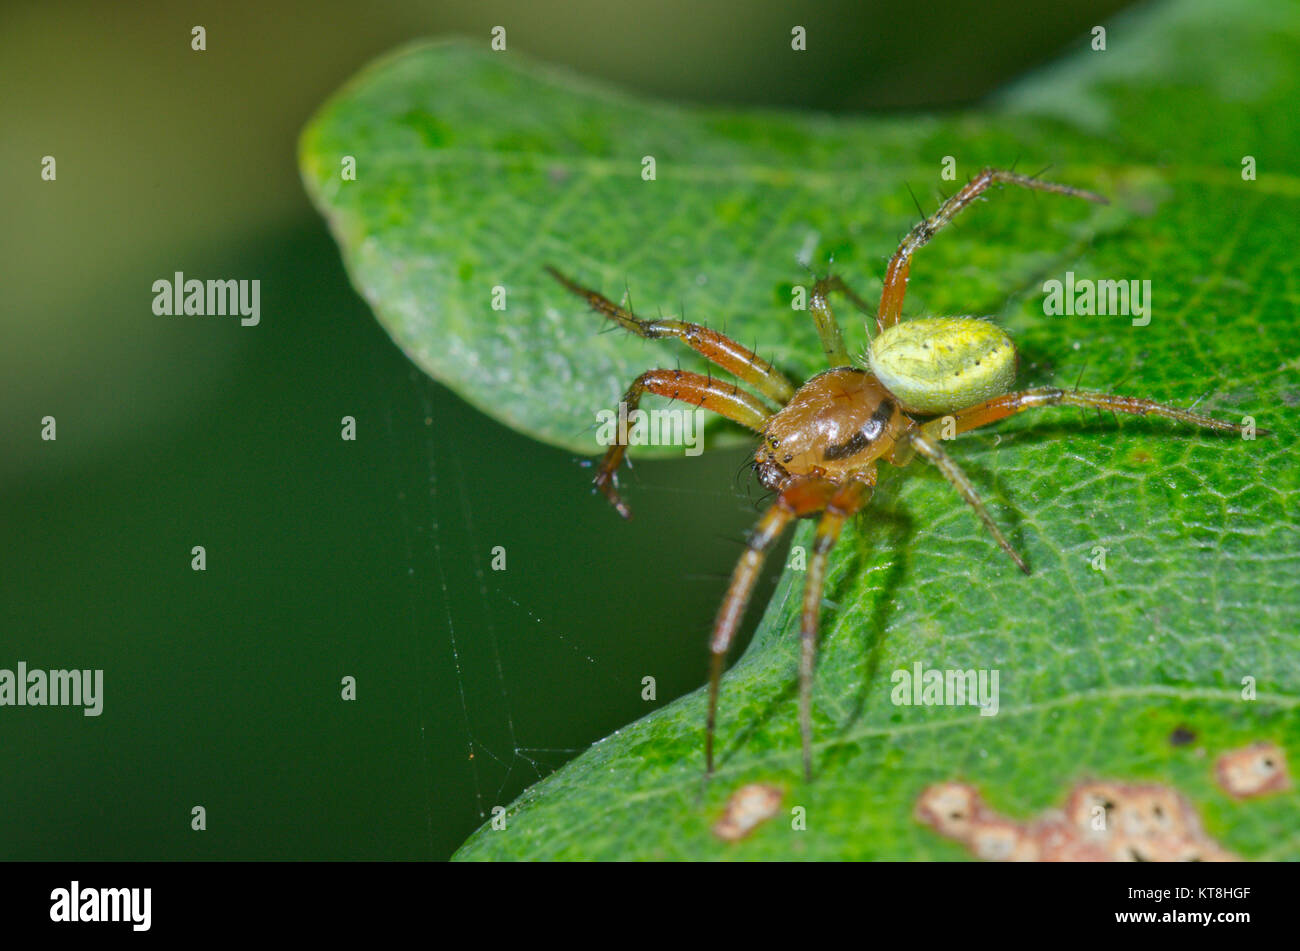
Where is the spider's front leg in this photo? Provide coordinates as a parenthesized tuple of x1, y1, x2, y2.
(796, 476, 874, 781)
(547, 266, 796, 404)
(593, 369, 772, 518)
(706, 477, 836, 775)
(706, 474, 873, 781)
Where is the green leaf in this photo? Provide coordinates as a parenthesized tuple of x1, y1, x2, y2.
(301, 0, 1300, 860)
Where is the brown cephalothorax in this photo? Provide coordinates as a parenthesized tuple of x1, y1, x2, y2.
(548, 168, 1264, 782)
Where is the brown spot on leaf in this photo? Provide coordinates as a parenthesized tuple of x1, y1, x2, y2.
(915, 782, 984, 841)
(713, 783, 784, 842)
(1169, 725, 1196, 747)
(1215, 743, 1290, 799)
(916, 780, 1235, 862)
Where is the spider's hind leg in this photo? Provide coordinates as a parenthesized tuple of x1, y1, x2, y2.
(876, 168, 1107, 329)
(901, 385, 1265, 573)
(918, 386, 1266, 439)
(905, 429, 1030, 575)
(809, 274, 876, 367)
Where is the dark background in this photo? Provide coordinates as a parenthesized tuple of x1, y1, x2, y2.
(2, 0, 1131, 859)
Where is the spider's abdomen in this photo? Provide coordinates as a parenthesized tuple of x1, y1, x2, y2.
(867, 317, 1017, 415)
(756, 368, 908, 489)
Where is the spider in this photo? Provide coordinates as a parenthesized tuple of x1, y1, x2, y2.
(548, 168, 1260, 782)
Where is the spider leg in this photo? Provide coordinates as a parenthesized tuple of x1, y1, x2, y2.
(546, 266, 796, 404)
(917, 386, 1266, 440)
(905, 429, 1030, 575)
(706, 477, 839, 775)
(900, 386, 1265, 572)
(594, 369, 772, 519)
(808, 274, 875, 366)
(876, 168, 1107, 329)
(797, 476, 874, 781)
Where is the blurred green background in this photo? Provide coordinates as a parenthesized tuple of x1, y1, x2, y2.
(1, 0, 1130, 859)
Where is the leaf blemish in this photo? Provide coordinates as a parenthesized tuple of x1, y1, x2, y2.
(1168, 724, 1196, 746)
(915, 780, 1236, 861)
(713, 783, 784, 842)
(1215, 742, 1290, 799)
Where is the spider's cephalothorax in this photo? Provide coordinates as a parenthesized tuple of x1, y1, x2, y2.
(755, 368, 909, 490)
(548, 168, 1262, 782)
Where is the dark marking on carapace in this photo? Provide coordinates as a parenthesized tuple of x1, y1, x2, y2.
(823, 398, 895, 461)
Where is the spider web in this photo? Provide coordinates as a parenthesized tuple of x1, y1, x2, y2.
(379, 367, 641, 835)
(373, 340, 782, 854)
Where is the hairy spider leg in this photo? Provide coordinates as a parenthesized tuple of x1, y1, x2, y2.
(809, 274, 877, 365)
(876, 168, 1108, 329)
(798, 476, 874, 780)
(593, 370, 772, 519)
(916, 387, 1265, 440)
(906, 429, 1030, 575)
(706, 477, 841, 775)
(898, 387, 1266, 572)
(546, 266, 795, 404)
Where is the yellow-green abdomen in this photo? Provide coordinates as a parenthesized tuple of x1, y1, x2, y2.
(866, 317, 1017, 415)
